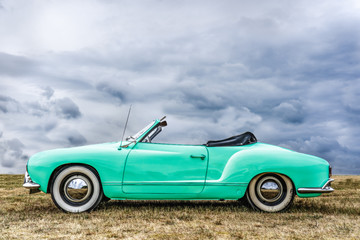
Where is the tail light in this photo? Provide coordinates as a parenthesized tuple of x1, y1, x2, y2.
(329, 165, 332, 177)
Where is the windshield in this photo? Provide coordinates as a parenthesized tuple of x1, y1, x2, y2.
(128, 121, 155, 141)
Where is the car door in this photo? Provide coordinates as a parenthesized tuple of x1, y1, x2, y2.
(122, 142, 208, 194)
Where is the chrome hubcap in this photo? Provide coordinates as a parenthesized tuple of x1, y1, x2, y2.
(64, 176, 92, 202)
(257, 176, 283, 203)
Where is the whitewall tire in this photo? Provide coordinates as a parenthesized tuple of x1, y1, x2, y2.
(51, 165, 103, 213)
(246, 173, 294, 212)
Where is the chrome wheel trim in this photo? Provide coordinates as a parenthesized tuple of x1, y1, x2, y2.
(256, 176, 283, 203)
(63, 175, 92, 203)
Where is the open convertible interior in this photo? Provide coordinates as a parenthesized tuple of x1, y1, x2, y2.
(140, 117, 257, 147)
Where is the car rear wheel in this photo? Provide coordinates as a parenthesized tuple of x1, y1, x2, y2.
(51, 165, 103, 213)
(246, 173, 294, 212)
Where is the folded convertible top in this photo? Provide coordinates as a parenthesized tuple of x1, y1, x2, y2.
(206, 132, 257, 147)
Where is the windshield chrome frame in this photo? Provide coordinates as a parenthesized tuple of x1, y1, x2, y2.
(129, 120, 157, 141)
(120, 120, 160, 149)
(120, 116, 166, 149)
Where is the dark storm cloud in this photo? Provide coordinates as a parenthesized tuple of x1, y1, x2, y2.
(67, 132, 87, 146)
(25, 99, 51, 117)
(0, 138, 25, 168)
(42, 86, 54, 100)
(0, 95, 21, 113)
(0, 52, 36, 76)
(182, 92, 225, 111)
(0, 92, 82, 119)
(54, 97, 82, 119)
(165, 81, 228, 113)
(273, 100, 305, 124)
(96, 82, 126, 102)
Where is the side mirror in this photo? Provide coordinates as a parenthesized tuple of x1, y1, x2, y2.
(160, 121, 167, 127)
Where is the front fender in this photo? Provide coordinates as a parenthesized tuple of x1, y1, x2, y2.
(27, 143, 129, 194)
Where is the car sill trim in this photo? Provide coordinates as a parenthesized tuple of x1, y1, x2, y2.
(103, 181, 247, 187)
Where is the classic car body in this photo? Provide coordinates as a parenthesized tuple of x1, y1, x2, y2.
(24, 117, 333, 213)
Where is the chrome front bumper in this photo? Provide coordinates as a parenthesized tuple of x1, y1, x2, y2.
(23, 171, 40, 193)
(297, 179, 334, 194)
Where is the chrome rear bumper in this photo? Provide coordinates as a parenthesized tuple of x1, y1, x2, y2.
(297, 178, 334, 194)
(23, 171, 40, 191)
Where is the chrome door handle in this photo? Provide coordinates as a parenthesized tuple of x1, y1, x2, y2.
(190, 154, 206, 160)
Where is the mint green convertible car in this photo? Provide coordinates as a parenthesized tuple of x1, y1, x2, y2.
(23, 117, 333, 213)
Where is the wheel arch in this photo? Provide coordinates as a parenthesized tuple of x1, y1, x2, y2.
(245, 171, 295, 193)
(47, 163, 102, 194)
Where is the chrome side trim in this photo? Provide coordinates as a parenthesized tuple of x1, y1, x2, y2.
(103, 181, 247, 187)
(297, 178, 334, 194)
(23, 171, 40, 190)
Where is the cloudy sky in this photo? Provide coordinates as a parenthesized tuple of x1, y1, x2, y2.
(0, 0, 359, 174)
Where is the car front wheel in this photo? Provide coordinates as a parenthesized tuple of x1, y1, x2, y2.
(246, 173, 294, 212)
(51, 165, 103, 213)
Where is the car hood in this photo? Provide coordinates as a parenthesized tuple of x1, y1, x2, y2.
(28, 141, 127, 165)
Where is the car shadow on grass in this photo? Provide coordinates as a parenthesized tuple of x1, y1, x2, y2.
(98, 200, 250, 212)
(96, 198, 359, 216)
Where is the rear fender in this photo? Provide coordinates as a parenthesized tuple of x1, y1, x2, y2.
(218, 144, 329, 193)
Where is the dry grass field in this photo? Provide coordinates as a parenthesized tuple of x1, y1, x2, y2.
(0, 175, 359, 239)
